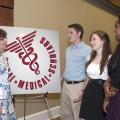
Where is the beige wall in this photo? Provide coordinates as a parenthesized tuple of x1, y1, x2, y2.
(14, 0, 117, 118)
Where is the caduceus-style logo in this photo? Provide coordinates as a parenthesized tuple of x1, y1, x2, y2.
(6, 31, 40, 75)
(5, 29, 58, 92)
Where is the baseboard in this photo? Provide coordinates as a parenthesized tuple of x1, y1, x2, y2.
(18, 106, 60, 120)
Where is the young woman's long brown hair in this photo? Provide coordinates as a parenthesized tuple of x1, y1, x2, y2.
(87, 30, 111, 74)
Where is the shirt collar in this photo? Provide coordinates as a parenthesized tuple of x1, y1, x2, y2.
(71, 41, 84, 49)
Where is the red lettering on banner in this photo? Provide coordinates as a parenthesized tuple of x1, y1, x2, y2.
(41, 78, 47, 85)
(50, 59, 57, 63)
(50, 64, 56, 69)
(18, 80, 25, 88)
(49, 54, 56, 58)
(40, 37, 54, 52)
(39, 37, 45, 44)
(26, 82, 29, 90)
(48, 68, 55, 74)
(6, 58, 16, 83)
(34, 81, 37, 89)
(17, 76, 50, 90)
(47, 45, 53, 51)
(43, 41, 50, 47)
(37, 80, 42, 88)
(30, 82, 34, 90)
(44, 76, 50, 81)
(39, 37, 57, 77)
(48, 49, 55, 54)
(8, 72, 15, 82)
(49, 54, 57, 75)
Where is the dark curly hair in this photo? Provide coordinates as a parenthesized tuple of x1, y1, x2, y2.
(0, 29, 7, 39)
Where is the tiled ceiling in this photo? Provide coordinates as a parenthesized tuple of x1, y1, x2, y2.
(85, 0, 120, 16)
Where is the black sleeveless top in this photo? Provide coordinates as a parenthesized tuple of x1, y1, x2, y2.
(108, 43, 120, 89)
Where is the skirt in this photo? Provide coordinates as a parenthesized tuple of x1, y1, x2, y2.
(79, 79, 105, 120)
(106, 90, 120, 120)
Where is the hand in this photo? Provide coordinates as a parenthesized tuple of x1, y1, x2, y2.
(103, 99, 110, 113)
(105, 86, 118, 98)
(104, 86, 111, 98)
(73, 89, 84, 103)
(104, 82, 110, 97)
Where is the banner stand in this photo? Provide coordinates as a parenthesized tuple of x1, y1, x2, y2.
(15, 92, 53, 120)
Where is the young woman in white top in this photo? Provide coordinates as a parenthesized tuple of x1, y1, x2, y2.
(79, 30, 111, 120)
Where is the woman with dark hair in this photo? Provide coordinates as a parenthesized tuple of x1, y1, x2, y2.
(79, 30, 111, 120)
(103, 17, 120, 120)
(0, 28, 17, 120)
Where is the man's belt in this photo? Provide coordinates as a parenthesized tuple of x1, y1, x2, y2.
(65, 80, 84, 84)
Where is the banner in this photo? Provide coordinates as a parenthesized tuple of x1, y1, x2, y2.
(0, 26, 61, 94)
